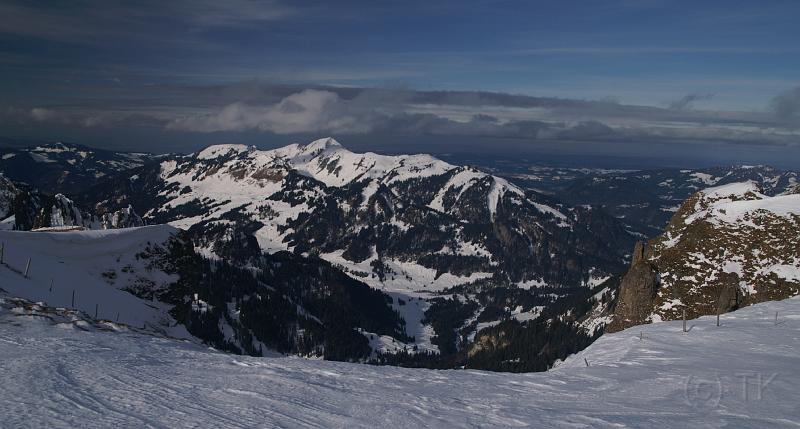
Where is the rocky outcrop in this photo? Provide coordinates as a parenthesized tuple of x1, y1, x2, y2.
(631, 241, 649, 265)
(10, 191, 145, 231)
(99, 205, 144, 229)
(467, 330, 510, 358)
(606, 242, 659, 332)
(609, 182, 800, 332)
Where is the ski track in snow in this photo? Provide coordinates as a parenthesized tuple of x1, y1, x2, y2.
(2, 293, 800, 428)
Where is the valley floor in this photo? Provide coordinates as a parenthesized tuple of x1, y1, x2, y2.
(1, 293, 799, 428)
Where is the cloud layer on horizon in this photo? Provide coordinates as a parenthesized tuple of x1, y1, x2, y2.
(6, 83, 799, 152)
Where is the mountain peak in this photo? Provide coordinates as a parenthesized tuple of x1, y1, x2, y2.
(196, 144, 253, 160)
(299, 137, 344, 154)
(700, 180, 763, 201)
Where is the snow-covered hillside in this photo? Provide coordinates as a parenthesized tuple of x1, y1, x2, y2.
(0, 225, 424, 362)
(1, 290, 798, 427)
(0, 225, 191, 338)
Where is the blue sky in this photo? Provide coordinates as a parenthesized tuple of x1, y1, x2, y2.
(1, 0, 799, 166)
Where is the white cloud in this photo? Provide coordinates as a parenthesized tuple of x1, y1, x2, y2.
(168, 90, 372, 134)
(30, 108, 58, 122)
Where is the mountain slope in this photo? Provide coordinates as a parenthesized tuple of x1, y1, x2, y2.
(2, 288, 799, 427)
(608, 181, 800, 332)
(0, 225, 188, 336)
(0, 142, 151, 194)
(50, 138, 636, 368)
(1, 140, 636, 370)
(81, 138, 634, 292)
(0, 226, 412, 361)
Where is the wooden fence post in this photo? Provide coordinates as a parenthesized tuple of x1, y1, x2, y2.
(0, 242, 4, 264)
(49, 279, 54, 292)
(95, 304, 98, 319)
(683, 309, 687, 333)
(24, 257, 31, 278)
(584, 358, 589, 367)
(71, 290, 75, 308)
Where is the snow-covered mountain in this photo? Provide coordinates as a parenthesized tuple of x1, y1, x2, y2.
(2, 283, 799, 427)
(49, 138, 638, 368)
(83, 138, 634, 292)
(12, 140, 799, 373)
(0, 139, 638, 370)
(0, 141, 151, 194)
(609, 181, 800, 332)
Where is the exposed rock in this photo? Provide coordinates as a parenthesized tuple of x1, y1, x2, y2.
(99, 205, 144, 229)
(467, 330, 510, 358)
(608, 181, 800, 332)
(631, 241, 648, 265)
(606, 251, 659, 332)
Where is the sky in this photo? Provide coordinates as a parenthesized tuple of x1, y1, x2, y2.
(0, 0, 799, 167)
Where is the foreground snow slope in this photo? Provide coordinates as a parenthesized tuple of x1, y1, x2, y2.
(1, 293, 799, 428)
(0, 225, 191, 339)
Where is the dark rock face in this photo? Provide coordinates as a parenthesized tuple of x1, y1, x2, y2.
(713, 272, 742, 314)
(16, 192, 144, 231)
(606, 250, 659, 333)
(631, 241, 648, 265)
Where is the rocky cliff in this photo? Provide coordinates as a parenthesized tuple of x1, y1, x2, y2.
(608, 181, 800, 332)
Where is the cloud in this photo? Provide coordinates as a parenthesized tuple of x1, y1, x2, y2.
(30, 108, 59, 122)
(771, 87, 800, 121)
(159, 87, 800, 148)
(8, 84, 800, 151)
(167, 89, 555, 137)
(667, 93, 715, 110)
(168, 90, 371, 134)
